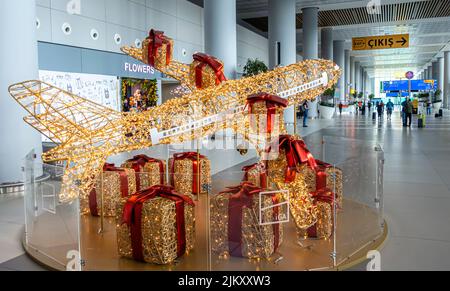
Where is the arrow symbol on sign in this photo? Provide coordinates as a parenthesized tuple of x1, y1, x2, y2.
(397, 37, 407, 46)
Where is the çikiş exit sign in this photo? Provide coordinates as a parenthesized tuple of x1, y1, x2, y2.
(352, 34, 409, 51)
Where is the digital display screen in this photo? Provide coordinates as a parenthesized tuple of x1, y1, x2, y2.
(381, 80, 438, 92)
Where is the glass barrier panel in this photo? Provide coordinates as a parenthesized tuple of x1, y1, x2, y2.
(323, 136, 385, 268)
(23, 158, 81, 271)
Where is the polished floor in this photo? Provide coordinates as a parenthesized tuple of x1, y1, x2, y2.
(1, 110, 450, 271)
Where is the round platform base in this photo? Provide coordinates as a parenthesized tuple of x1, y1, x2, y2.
(22, 197, 388, 271)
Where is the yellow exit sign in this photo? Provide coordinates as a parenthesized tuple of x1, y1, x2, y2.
(352, 34, 409, 51)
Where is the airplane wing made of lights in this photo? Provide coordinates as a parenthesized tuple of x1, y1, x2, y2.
(9, 30, 341, 202)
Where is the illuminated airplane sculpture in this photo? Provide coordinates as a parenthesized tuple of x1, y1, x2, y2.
(9, 30, 341, 202)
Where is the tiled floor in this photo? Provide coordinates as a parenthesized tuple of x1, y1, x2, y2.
(1, 110, 450, 271)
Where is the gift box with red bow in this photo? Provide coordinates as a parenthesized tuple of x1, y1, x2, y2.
(169, 152, 211, 196)
(211, 182, 284, 259)
(116, 185, 195, 265)
(189, 53, 227, 89)
(242, 163, 268, 189)
(121, 155, 166, 192)
(297, 188, 337, 239)
(88, 163, 137, 217)
(246, 93, 288, 138)
(142, 29, 174, 68)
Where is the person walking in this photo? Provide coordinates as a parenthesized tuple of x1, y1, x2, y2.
(386, 99, 394, 121)
(362, 102, 366, 116)
(377, 102, 384, 121)
(405, 98, 413, 127)
(339, 102, 343, 116)
(368, 101, 372, 112)
(426, 100, 432, 116)
(302, 101, 309, 128)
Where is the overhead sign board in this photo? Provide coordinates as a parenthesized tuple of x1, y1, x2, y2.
(381, 80, 437, 92)
(352, 34, 409, 51)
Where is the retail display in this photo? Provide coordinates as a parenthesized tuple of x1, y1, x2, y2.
(88, 163, 136, 217)
(117, 185, 195, 265)
(211, 182, 283, 259)
(169, 152, 211, 196)
(189, 53, 227, 89)
(122, 155, 166, 192)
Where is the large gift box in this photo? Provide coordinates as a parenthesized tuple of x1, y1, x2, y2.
(116, 185, 195, 265)
(142, 29, 174, 68)
(246, 93, 288, 138)
(242, 163, 267, 189)
(169, 152, 211, 196)
(211, 182, 283, 259)
(122, 155, 166, 192)
(189, 53, 227, 89)
(88, 163, 137, 217)
(297, 188, 336, 239)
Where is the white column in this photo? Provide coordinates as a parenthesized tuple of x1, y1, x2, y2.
(444, 51, 450, 109)
(439, 57, 444, 96)
(321, 28, 333, 60)
(355, 61, 361, 93)
(350, 56, 355, 95)
(428, 65, 433, 80)
(204, 0, 237, 80)
(268, 0, 296, 123)
(432, 61, 439, 82)
(0, 0, 42, 184)
(333, 40, 345, 102)
(302, 7, 319, 118)
(345, 50, 351, 99)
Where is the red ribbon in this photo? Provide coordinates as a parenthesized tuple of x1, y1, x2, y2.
(267, 135, 318, 183)
(122, 185, 194, 262)
(306, 188, 336, 238)
(221, 182, 280, 257)
(126, 155, 165, 191)
(246, 93, 288, 134)
(193, 53, 227, 89)
(89, 163, 130, 217)
(242, 164, 268, 189)
(170, 152, 206, 195)
(148, 29, 172, 67)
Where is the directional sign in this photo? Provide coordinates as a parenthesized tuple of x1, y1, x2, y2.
(352, 34, 409, 51)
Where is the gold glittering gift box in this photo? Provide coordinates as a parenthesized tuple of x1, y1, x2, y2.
(297, 188, 336, 239)
(211, 183, 283, 259)
(169, 152, 211, 196)
(246, 93, 288, 139)
(142, 29, 174, 68)
(242, 163, 268, 189)
(189, 53, 227, 89)
(122, 155, 166, 192)
(116, 185, 195, 265)
(88, 163, 137, 217)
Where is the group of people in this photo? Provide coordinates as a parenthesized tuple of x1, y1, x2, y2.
(401, 98, 414, 127)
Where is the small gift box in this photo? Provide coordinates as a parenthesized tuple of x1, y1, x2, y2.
(297, 188, 336, 239)
(246, 93, 288, 138)
(142, 29, 174, 68)
(122, 155, 166, 192)
(169, 152, 211, 196)
(116, 185, 195, 265)
(242, 163, 268, 189)
(315, 160, 343, 209)
(88, 163, 137, 217)
(189, 53, 227, 89)
(211, 182, 283, 259)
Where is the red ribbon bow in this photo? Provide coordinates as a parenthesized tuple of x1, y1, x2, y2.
(170, 152, 207, 195)
(126, 155, 165, 191)
(89, 163, 130, 217)
(242, 164, 268, 189)
(220, 182, 280, 257)
(268, 135, 318, 183)
(193, 53, 227, 89)
(246, 93, 288, 134)
(148, 29, 172, 67)
(122, 185, 194, 262)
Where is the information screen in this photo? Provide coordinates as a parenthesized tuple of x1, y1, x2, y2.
(381, 80, 438, 92)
